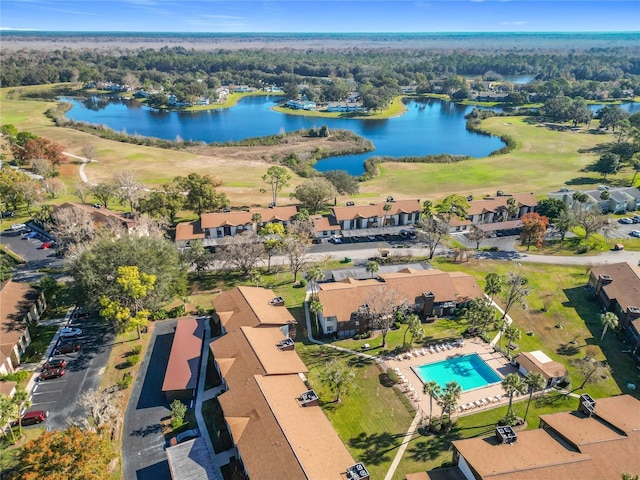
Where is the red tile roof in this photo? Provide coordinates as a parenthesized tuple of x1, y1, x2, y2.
(162, 317, 204, 392)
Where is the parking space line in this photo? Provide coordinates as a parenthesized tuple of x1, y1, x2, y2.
(31, 400, 58, 406)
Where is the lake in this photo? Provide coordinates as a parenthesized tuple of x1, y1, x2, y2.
(63, 96, 505, 175)
(62, 96, 639, 175)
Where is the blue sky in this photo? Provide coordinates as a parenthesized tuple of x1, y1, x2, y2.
(1, 0, 638, 32)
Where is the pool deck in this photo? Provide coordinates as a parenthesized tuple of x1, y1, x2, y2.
(384, 338, 520, 419)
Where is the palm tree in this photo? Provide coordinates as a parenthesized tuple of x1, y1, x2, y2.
(12, 390, 31, 437)
(309, 299, 323, 334)
(382, 203, 392, 226)
(438, 381, 462, 423)
(0, 395, 18, 444)
(502, 373, 526, 419)
(503, 325, 521, 360)
(523, 372, 545, 423)
(366, 261, 379, 278)
(422, 381, 441, 426)
(599, 312, 618, 342)
(305, 267, 325, 297)
(506, 197, 518, 220)
(484, 273, 502, 305)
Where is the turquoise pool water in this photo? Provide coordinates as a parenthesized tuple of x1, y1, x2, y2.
(413, 353, 502, 391)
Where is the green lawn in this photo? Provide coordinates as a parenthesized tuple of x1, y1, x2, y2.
(361, 115, 634, 201)
(21, 324, 59, 363)
(430, 258, 637, 399)
(296, 344, 415, 480)
(391, 392, 578, 479)
(0, 427, 45, 475)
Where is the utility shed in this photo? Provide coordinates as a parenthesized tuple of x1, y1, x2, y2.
(162, 317, 204, 401)
(166, 437, 219, 480)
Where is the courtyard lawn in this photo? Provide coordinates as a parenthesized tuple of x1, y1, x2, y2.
(430, 258, 637, 399)
(296, 344, 415, 480)
(391, 392, 579, 480)
(361, 116, 629, 200)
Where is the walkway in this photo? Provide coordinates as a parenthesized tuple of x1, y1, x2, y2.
(63, 151, 97, 185)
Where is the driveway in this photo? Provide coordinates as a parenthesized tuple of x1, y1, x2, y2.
(29, 315, 115, 431)
(122, 319, 176, 480)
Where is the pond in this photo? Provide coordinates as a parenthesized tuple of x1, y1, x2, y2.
(61, 95, 639, 175)
(62, 96, 504, 175)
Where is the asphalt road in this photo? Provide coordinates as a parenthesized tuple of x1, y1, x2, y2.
(122, 319, 176, 480)
(29, 315, 115, 431)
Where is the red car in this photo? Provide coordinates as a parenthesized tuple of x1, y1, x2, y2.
(39, 367, 65, 380)
(20, 410, 49, 426)
(42, 358, 67, 370)
(41, 241, 53, 249)
(56, 341, 81, 354)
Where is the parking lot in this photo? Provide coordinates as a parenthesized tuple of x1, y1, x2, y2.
(604, 217, 640, 239)
(28, 314, 115, 431)
(0, 225, 62, 277)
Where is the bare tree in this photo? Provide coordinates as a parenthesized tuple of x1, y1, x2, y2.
(31, 158, 54, 177)
(77, 386, 122, 433)
(500, 272, 531, 319)
(571, 209, 609, 239)
(73, 181, 91, 204)
(216, 231, 265, 276)
(467, 224, 489, 249)
(81, 144, 96, 162)
(572, 355, 610, 390)
(114, 170, 142, 212)
(365, 287, 406, 348)
(417, 217, 449, 260)
(282, 229, 311, 283)
(42, 178, 66, 199)
(50, 206, 96, 248)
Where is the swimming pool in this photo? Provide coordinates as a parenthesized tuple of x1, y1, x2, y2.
(413, 353, 502, 392)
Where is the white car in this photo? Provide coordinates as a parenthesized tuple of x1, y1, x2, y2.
(619, 218, 634, 224)
(10, 223, 26, 231)
(630, 230, 640, 238)
(60, 327, 82, 338)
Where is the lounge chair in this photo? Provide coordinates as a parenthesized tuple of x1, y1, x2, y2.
(493, 396, 500, 403)
(474, 400, 483, 408)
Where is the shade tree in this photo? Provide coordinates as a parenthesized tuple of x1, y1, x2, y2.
(261, 166, 291, 206)
(519, 212, 549, 250)
(319, 360, 357, 403)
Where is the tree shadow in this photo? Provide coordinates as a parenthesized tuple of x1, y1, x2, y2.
(406, 428, 462, 463)
(557, 343, 581, 356)
(129, 423, 162, 437)
(379, 372, 396, 388)
(348, 431, 407, 465)
(565, 177, 600, 186)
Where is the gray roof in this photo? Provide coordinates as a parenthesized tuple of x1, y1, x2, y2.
(166, 437, 219, 480)
(330, 262, 431, 282)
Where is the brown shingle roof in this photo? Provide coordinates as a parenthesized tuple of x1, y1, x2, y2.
(200, 206, 298, 229)
(240, 326, 308, 375)
(311, 215, 341, 233)
(590, 262, 640, 312)
(175, 220, 205, 242)
(514, 351, 568, 380)
(53, 202, 136, 229)
(162, 318, 204, 392)
(466, 193, 538, 216)
(255, 374, 356, 479)
(331, 199, 421, 222)
(212, 286, 296, 328)
(318, 270, 482, 322)
(450, 395, 640, 480)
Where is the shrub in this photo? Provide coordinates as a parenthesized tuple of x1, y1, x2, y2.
(168, 305, 185, 318)
(150, 309, 168, 321)
(299, 279, 307, 287)
(576, 244, 590, 254)
(126, 355, 140, 367)
(130, 345, 142, 355)
(386, 369, 398, 384)
(117, 373, 133, 390)
(0, 370, 31, 383)
(170, 400, 187, 429)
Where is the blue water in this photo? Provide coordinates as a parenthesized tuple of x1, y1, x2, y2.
(62, 96, 505, 175)
(413, 353, 502, 392)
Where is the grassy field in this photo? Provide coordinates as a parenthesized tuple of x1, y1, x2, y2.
(361, 116, 636, 200)
(5, 85, 633, 207)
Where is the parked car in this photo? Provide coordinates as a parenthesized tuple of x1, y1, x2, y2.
(630, 230, 640, 238)
(10, 223, 26, 231)
(71, 309, 92, 319)
(619, 218, 634, 224)
(41, 241, 54, 249)
(18, 410, 49, 426)
(60, 327, 82, 338)
(169, 428, 199, 446)
(42, 358, 67, 370)
(39, 367, 65, 380)
(633, 216, 640, 224)
(613, 243, 625, 251)
(329, 236, 342, 244)
(56, 341, 81, 354)
(1, 211, 15, 218)
(24, 231, 37, 239)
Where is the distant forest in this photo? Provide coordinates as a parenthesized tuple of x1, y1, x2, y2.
(2, 44, 640, 91)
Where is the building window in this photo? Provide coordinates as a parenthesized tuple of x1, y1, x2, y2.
(326, 326, 333, 332)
